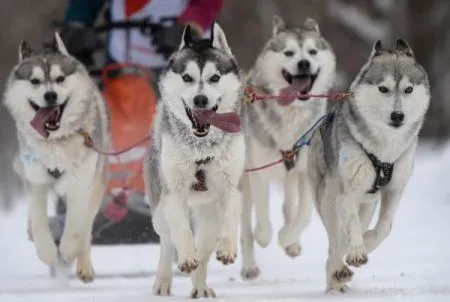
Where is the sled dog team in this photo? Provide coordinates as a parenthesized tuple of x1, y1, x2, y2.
(3, 13, 430, 298)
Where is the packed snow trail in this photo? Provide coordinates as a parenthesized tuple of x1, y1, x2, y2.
(1, 144, 450, 301)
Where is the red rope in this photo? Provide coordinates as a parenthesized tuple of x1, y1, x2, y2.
(81, 132, 150, 156)
(244, 87, 352, 105)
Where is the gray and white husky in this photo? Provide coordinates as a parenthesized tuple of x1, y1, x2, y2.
(3, 32, 109, 283)
(144, 23, 245, 298)
(300, 39, 430, 292)
(240, 15, 336, 279)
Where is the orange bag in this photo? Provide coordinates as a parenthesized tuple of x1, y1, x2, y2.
(101, 63, 157, 197)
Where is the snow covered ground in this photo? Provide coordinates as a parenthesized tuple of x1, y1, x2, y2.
(1, 143, 450, 302)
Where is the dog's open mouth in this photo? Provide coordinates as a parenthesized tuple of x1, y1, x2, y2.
(278, 69, 319, 105)
(29, 99, 68, 138)
(184, 103, 241, 137)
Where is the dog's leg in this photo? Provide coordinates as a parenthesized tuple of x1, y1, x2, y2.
(75, 169, 106, 283)
(359, 201, 377, 232)
(152, 204, 175, 296)
(278, 166, 313, 258)
(190, 204, 219, 298)
(320, 192, 353, 293)
(240, 174, 260, 280)
(336, 192, 368, 268)
(162, 192, 199, 273)
(216, 186, 241, 266)
(252, 173, 272, 248)
(364, 189, 402, 253)
(27, 182, 58, 265)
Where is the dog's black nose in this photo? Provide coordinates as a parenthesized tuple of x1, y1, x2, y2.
(390, 111, 405, 127)
(44, 91, 58, 106)
(297, 60, 310, 72)
(193, 95, 209, 109)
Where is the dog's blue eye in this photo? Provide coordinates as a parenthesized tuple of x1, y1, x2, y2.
(30, 78, 40, 85)
(182, 74, 193, 83)
(284, 51, 294, 57)
(309, 49, 318, 55)
(209, 74, 220, 83)
(56, 76, 65, 84)
(378, 86, 389, 93)
(404, 86, 413, 94)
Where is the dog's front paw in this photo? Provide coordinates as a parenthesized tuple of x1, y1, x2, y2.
(284, 242, 301, 258)
(190, 286, 216, 299)
(59, 235, 81, 264)
(178, 253, 200, 274)
(254, 223, 272, 247)
(277, 225, 297, 250)
(216, 237, 237, 265)
(333, 265, 354, 283)
(34, 232, 58, 265)
(76, 256, 95, 283)
(345, 246, 368, 268)
(240, 265, 260, 280)
(153, 276, 172, 296)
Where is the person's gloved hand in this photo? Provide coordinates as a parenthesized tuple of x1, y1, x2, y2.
(151, 23, 200, 59)
(59, 23, 101, 67)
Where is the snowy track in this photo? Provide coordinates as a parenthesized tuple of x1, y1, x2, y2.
(1, 144, 450, 301)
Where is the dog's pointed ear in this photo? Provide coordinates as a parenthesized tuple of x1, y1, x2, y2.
(19, 41, 33, 62)
(53, 31, 70, 56)
(395, 38, 414, 57)
(273, 15, 286, 36)
(211, 23, 232, 56)
(304, 18, 320, 33)
(178, 25, 193, 50)
(371, 40, 383, 57)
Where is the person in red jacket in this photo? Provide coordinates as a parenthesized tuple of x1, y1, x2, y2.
(61, 0, 224, 75)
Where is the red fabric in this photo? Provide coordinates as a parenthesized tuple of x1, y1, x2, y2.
(125, 0, 151, 17)
(177, 0, 224, 31)
(102, 192, 129, 223)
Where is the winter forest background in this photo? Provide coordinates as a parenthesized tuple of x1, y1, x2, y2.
(0, 0, 449, 209)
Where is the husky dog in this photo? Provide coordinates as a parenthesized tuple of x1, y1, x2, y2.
(301, 39, 430, 292)
(240, 15, 336, 279)
(144, 23, 244, 298)
(3, 33, 109, 283)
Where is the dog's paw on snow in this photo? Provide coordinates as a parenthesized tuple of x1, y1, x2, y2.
(190, 286, 216, 299)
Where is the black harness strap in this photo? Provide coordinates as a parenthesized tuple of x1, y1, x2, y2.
(191, 156, 214, 192)
(365, 152, 394, 194)
(47, 168, 63, 179)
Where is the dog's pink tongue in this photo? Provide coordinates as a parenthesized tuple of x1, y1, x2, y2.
(278, 77, 312, 106)
(29, 107, 58, 139)
(193, 110, 241, 133)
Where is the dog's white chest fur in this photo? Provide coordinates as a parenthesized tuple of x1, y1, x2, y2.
(15, 134, 98, 191)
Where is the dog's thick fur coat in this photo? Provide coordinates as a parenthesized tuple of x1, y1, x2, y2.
(144, 23, 245, 298)
(3, 33, 109, 283)
(239, 15, 337, 280)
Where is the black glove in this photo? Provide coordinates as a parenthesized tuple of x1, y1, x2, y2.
(151, 23, 200, 59)
(59, 24, 101, 67)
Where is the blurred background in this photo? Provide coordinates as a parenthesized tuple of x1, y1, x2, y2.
(0, 0, 449, 210)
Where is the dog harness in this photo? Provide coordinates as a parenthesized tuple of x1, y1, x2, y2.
(280, 150, 299, 171)
(364, 152, 394, 194)
(47, 168, 64, 179)
(191, 156, 214, 192)
(319, 111, 394, 194)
